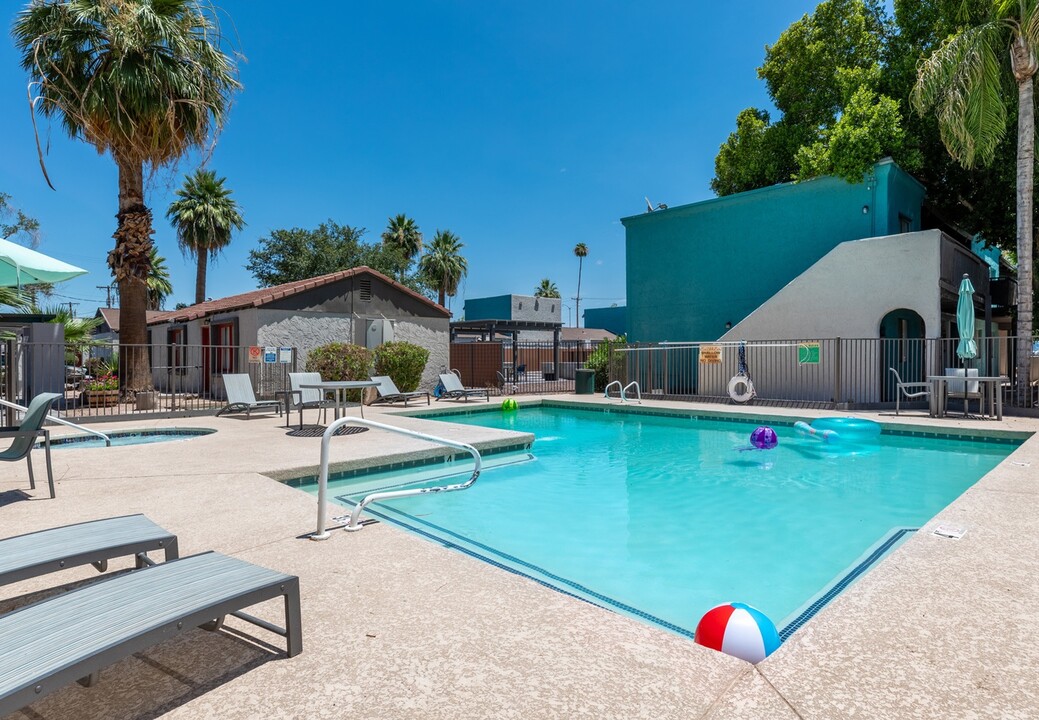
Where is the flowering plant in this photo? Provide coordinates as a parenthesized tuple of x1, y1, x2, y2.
(85, 372, 118, 391)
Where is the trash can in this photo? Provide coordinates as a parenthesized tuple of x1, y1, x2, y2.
(575, 368, 596, 395)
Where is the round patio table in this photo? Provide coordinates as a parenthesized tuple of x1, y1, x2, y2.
(299, 380, 379, 422)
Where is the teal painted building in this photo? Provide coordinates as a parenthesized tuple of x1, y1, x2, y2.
(583, 306, 627, 336)
(621, 159, 927, 342)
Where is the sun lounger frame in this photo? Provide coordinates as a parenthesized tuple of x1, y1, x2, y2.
(0, 551, 302, 716)
(0, 514, 178, 588)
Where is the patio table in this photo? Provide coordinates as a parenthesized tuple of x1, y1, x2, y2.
(299, 380, 378, 423)
(927, 375, 1007, 420)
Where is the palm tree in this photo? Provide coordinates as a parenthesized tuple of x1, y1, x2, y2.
(573, 243, 588, 327)
(167, 169, 245, 304)
(147, 248, 173, 311)
(14, 1, 240, 392)
(419, 230, 468, 307)
(535, 279, 560, 298)
(912, 3, 1039, 404)
(381, 214, 423, 281)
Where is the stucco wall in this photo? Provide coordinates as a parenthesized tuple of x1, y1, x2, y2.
(622, 160, 927, 343)
(393, 319, 450, 390)
(256, 310, 354, 368)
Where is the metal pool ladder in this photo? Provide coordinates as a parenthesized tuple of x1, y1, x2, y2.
(311, 416, 482, 539)
(603, 381, 641, 404)
(0, 398, 111, 446)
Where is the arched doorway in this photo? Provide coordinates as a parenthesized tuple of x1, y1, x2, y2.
(880, 309, 926, 402)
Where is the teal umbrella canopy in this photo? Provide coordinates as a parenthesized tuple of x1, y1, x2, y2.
(956, 274, 977, 360)
(0, 236, 87, 288)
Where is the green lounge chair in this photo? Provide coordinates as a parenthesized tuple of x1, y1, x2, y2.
(0, 392, 60, 498)
(0, 552, 302, 716)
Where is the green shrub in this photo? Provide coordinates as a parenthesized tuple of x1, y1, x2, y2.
(585, 336, 626, 392)
(306, 343, 373, 400)
(373, 341, 429, 391)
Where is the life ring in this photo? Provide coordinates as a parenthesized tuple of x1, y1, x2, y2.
(728, 374, 755, 403)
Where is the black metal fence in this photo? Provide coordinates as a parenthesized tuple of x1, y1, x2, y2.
(608, 336, 1039, 412)
(1, 341, 299, 423)
(449, 340, 602, 395)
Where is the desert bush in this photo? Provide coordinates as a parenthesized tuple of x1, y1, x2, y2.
(585, 336, 626, 392)
(306, 343, 373, 400)
(373, 341, 429, 391)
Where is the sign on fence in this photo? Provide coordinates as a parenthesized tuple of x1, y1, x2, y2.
(700, 345, 722, 364)
(798, 342, 820, 365)
(248, 346, 262, 363)
(278, 347, 293, 364)
(263, 347, 277, 363)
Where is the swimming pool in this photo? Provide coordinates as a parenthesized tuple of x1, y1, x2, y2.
(300, 406, 1018, 638)
(43, 428, 216, 449)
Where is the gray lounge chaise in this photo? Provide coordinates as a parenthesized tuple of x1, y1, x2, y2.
(217, 373, 283, 418)
(0, 514, 178, 588)
(437, 373, 489, 402)
(370, 375, 430, 407)
(0, 551, 302, 716)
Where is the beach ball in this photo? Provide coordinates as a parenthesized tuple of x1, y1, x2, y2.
(501, 398, 518, 411)
(694, 602, 781, 664)
(750, 426, 778, 450)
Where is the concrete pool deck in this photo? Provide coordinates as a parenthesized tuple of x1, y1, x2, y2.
(0, 396, 1035, 719)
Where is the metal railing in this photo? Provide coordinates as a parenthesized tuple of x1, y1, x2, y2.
(312, 417, 482, 539)
(2, 341, 299, 422)
(450, 340, 603, 396)
(608, 336, 1039, 412)
(0, 397, 111, 446)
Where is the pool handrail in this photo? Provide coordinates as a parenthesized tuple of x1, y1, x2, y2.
(622, 381, 642, 404)
(604, 380, 623, 400)
(312, 416, 482, 539)
(0, 398, 111, 447)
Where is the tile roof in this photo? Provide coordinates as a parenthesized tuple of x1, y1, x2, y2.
(147, 266, 449, 324)
(96, 308, 166, 332)
(560, 327, 618, 342)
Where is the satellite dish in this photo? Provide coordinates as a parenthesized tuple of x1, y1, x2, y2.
(645, 196, 654, 213)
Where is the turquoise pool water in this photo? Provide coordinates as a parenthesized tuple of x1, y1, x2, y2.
(305, 407, 1018, 637)
(42, 428, 216, 449)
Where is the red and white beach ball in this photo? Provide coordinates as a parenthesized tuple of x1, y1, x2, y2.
(693, 602, 781, 663)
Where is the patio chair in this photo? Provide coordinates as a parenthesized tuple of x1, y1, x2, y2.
(370, 375, 430, 407)
(945, 367, 985, 416)
(0, 514, 178, 588)
(0, 392, 60, 498)
(0, 551, 302, 716)
(216, 374, 282, 418)
(288, 372, 335, 428)
(889, 368, 930, 415)
(437, 373, 489, 402)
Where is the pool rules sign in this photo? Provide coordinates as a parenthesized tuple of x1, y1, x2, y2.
(798, 342, 820, 365)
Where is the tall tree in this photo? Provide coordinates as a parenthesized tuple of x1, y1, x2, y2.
(535, 278, 560, 298)
(573, 243, 588, 328)
(166, 169, 244, 304)
(14, 0, 240, 393)
(381, 214, 423, 280)
(419, 230, 468, 307)
(912, 0, 1039, 404)
(246, 220, 432, 296)
(147, 248, 173, 311)
(0, 192, 40, 246)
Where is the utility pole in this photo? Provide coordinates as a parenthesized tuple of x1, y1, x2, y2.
(66, 301, 78, 318)
(96, 285, 113, 307)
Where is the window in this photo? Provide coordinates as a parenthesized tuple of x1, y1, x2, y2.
(167, 326, 187, 374)
(359, 277, 372, 302)
(212, 320, 237, 374)
(899, 214, 913, 233)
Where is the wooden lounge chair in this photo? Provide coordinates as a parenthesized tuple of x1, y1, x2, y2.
(436, 373, 489, 402)
(0, 514, 178, 588)
(217, 374, 282, 418)
(0, 551, 302, 716)
(370, 375, 430, 407)
(0, 392, 60, 498)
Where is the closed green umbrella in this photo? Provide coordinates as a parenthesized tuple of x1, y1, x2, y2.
(955, 274, 977, 417)
(956, 274, 977, 360)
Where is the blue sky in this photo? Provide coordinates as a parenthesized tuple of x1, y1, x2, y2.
(0, 1, 822, 321)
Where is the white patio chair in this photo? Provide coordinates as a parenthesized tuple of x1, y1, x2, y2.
(889, 368, 930, 415)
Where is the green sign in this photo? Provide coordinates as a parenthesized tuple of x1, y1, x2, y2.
(797, 342, 820, 365)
